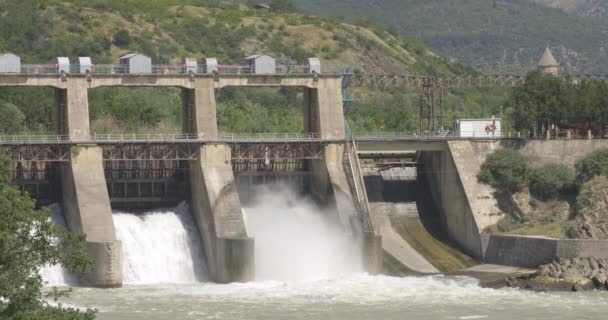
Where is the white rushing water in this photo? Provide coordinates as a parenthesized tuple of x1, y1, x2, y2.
(61, 274, 608, 320)
(42, 203, 208, 286)
(41, 204, 79, 286)
(43, 191, 608, 320)
(113, 202, 207, 285)
(243, 185, 362, 282)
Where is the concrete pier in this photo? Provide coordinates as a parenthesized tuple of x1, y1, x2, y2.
(59, 146, 122, 287)
(188, 144, 254, 283)
(362, 231, 383, 274)
(54, 80, 123, 287)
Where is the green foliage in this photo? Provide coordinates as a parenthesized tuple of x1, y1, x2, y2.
(505, 72, 608, 136)
(112, 29, 131, 47)
(507, 71, 575, 134)
(216, 87, 304, 133)
(528, 163, 575, 200)
(575, 149, 608, 183)
(0, 0, 486, 135)
(0, 101, 25, 134)
(0, 156, 95, 319)
(478, 149, 528, 193)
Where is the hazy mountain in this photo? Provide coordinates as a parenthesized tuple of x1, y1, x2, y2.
(533, 0, 608, 18)
(292, 0, 608, 73)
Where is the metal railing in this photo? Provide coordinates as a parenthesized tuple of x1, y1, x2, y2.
(344, 121, 374, 233)
(353, 131, 503, 140)
(0, 135, 69, 144)
(91, 133, 197, 142)
(15, 64, 347, 75)
(217, 132, 321, 142)
(20, 65, 60, 74)
(0, 133, 324, 144)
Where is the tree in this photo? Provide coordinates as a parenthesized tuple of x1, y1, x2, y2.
(528, 163, 575, 200)
(0, 157, 95, 320)
(0, 102, 25, 134)
(112, 29, 131, 47)
(575, 148, 608, 183)
(478, 149, 528, 193)
(506, 71, 574, 136)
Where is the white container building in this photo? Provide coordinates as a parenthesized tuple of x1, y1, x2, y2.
(454, 118, 502, 138)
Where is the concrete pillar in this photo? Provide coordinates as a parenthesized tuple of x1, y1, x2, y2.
(304, 78, 345, 139)
(55, 79, 91, 140)
(59, 146, 122, 287)
(311, 144, 359, 231)
(588, 129, 593, 140)
(188, 145, 254, 283)
(184, 79, 218, 139)
(362, 231, 383, 275)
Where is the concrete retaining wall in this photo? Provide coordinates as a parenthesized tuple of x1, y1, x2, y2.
(484, 234, 608, 268)
(59, 146, 122, 287)
(420, 141, 503, 259)
(189, 144, 254, 283)
(502, 139, 608, 168)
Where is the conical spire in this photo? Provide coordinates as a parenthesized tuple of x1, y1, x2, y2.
(538, 47, 559, 67)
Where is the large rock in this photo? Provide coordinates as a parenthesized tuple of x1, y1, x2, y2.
(571, 176, 608, 239)
(524, 257, 608, 292)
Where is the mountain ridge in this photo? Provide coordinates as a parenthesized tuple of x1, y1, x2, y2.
(291, 0, 608, 73)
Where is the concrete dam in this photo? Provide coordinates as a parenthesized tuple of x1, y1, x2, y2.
(0, 70, 507, 287)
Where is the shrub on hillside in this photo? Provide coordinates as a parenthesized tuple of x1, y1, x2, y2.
(528, 163, 575, 200)
(478, 149, 528, 193)
(575, 149, 608, 183)
(113, 29, 131, 47)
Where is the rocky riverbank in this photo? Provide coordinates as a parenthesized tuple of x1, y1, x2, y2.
(506, 257, 608, 292)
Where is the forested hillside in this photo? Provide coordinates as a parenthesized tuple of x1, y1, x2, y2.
(292, 0, 608, 74)
(533, 0, 608, 18)
(0, 0, 505, 136)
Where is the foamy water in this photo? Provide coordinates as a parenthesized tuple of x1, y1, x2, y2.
(60, 274, 608, 320)
(243, 185, 362, 281)
(113, 203, 207, 284)
(42, 192, 608, 320)
(43, 203, 208, 286)
(41, 204, 79, 286)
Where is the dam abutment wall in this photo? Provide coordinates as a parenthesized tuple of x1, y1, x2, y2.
(55, 79, 122, 287)
(420, 141, 503, 260)
(188, 144, 254, 283)
(59, 146, 122, 287)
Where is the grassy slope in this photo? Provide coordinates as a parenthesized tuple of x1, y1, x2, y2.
(292, 0, 608, 73)
(533, 0, 608, 18)
(0, 0, 506, 135)
(0, 0, 465, 75)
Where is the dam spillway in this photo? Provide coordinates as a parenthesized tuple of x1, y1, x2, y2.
(113, 203, 207, 284)
(43, 179, 365, 285)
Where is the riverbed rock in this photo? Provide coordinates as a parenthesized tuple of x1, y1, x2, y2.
(523, 258, 608, 292)
(592, 272, 607, 289)
(571, 176, 608, 239)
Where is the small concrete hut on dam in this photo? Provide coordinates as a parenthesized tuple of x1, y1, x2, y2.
(1, 48, 607, 288)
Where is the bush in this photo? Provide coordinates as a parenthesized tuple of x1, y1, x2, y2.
(528, 163, 575, 200)
(0, 101, 25, 134)
(478, 149, 528, 193)
(575, 149, 608, 183)
(113, 29, 131, 47)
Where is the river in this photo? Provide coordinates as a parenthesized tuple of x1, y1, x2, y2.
(43, 187, 608, 320)
(57, 275, 608, 320)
